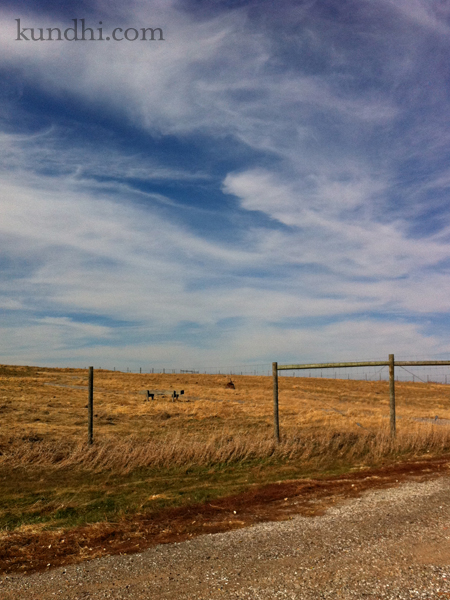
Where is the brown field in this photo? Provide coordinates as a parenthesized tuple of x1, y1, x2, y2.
(2, 363, 450, 472)
(2, 363, 450, 439)
(1, 362, 450, 574)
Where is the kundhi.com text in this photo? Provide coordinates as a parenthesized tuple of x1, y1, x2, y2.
(15, 19, 164, 41)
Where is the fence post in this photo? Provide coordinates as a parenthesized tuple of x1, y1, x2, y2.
(272, 362, 280, 443)
(389, 354, 395, 438)
(88, 366, 94, 445)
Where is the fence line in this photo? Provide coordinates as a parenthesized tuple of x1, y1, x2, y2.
(85, 359, 450, 445)
(103, 364, 450, 382)
(272, 355, 450, 442)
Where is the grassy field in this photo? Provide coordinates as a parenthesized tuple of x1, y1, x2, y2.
(1, 364, 450, 536)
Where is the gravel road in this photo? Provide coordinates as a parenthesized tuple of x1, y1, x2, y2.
(1, 475, 450, 599)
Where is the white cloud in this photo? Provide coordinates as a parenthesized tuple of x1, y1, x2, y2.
(0, 1, 449, 366)
(377, 0, 450, 35)
(0, 316, 445, 369)
(224, 167, 450, 284)
(0, 1, 401, 154)
(2, 160, 449, 341)
(0, 129, 209, 185)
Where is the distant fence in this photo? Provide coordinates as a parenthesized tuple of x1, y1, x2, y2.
(109, 366, 272, 376)
(272, 355, 450, 443)
(102, 364, 450, 381)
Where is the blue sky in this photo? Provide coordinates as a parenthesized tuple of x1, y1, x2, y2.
(1, 0, 450, 369)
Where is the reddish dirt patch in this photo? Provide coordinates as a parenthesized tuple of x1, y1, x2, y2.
(1, 456, 450, 576)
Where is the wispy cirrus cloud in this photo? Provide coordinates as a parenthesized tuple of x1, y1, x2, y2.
(0, 0, 450, 368)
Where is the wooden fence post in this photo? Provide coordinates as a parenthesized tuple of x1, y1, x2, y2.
(272, 362, 280, 443)
(389, 354, 395, 438)
(88, 366, 94, 445)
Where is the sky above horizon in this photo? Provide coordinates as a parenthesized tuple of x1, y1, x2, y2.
(1, 0, 450, 370)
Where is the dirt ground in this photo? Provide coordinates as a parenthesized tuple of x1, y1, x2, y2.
(1, 455, 449, 576)
(1, 457, 450, 599)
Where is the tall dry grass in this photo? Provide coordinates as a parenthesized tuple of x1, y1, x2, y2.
(2, 424, 449, 474)
(2, 365, 450, 477)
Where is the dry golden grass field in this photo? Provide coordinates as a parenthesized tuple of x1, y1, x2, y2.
(3, 363, 450, 443)
(1, 362, 450, 570)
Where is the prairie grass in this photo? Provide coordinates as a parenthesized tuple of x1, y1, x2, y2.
(1, 364, 450, 532)
(0, 424, 450, 475)
(2, 425, 450, 473)
(2, 364, 450, 441)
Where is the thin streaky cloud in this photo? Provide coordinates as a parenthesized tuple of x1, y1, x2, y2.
(0, 0, 450, 367)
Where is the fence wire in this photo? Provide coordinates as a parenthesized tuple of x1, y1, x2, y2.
(99, 362, 450, 383)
